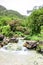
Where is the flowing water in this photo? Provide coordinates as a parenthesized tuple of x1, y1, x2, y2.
(0, 38, 43, 65)
(0, 37, 28, 54)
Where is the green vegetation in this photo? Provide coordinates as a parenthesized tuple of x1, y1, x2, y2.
(28, 7, 43, 34)
(25, 7, 43, 40)
(0, 5, 43, 41)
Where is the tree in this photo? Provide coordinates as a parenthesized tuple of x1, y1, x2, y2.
(28, 7, 43, 34)
(2, 25, 13, 37)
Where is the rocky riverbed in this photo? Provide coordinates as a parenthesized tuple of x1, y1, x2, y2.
(0, 37, 43, 65)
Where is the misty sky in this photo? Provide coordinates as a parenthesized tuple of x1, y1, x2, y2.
(0, 0, 43, 15)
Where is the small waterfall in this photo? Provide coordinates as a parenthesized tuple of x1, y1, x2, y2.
(17, 37, 27, 51)
(0, 37, 27, 53)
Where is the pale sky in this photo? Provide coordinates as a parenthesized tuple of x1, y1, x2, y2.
(0, 0, 43, 15)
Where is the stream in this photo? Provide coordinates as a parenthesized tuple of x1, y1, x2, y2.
(0, 38, 43, 65)
(0, 37, 29, 54)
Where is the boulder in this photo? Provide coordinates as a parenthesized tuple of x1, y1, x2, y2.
(0, 34, 4, 41)
(23, 41, 37, 49)
(9, 37, 18, 43)
(24, 31, 29, 35)
(3, 37, 10, 45)
(0, 37, 10, 48)
(0, 41, 4, 47)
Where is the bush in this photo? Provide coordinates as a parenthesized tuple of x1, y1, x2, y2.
(28, 7, 43, 34)
(8, 31, 13, 37)
(14, 31, 24, 36)
(2, 25, 13, 37)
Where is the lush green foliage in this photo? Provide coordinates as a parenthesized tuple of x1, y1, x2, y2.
(0, 5, 27, 37)
(28, 7, 43, 34)
(0, 5, 43, 40)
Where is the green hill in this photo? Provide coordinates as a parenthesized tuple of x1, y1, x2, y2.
(0, 5, 26, 19)
(0, 5, 6, 11)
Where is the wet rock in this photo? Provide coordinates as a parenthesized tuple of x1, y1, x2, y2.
(0, 34, 4, 41)
(0, 41, 4, 48)
(23, 41, 37, 49)
(23, 42, 27, 47)
(3, 37, 10, 45)
(0, 37, 10, 48)
(9, 37, 18, 43)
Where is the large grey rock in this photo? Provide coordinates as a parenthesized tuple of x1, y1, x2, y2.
(9, 37, 18, 43)
(23, 41, 37, 49)
(0, 34, 4, 41)
(0, 37, 10, 48)
(3, 37, 10, 45)
(0, 41, 4, 47)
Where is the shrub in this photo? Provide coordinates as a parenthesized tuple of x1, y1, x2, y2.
(31, 35, 39, 41)
(2, 25, 13, 37)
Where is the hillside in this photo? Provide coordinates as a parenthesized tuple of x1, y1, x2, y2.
(0, 5, 6, 11)
(0, 5, 26, 19)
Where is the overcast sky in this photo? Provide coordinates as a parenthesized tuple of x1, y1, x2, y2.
(0, 0, 43, 15)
